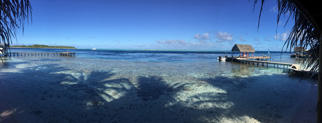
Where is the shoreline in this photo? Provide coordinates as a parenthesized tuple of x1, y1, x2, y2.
(11, 47, 77, 49)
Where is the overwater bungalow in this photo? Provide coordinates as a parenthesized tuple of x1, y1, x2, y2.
(231, 44, 255, 58)
(290, 47, 306, 58)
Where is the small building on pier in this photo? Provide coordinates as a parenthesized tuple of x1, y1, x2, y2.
(294, 47, 305, 52)
(290, 47, 306, 58)
(231, 44, 255, 58)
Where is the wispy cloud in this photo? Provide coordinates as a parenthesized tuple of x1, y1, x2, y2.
(202, 33, 210, 39)
(157, 40, 188, 46)
(156, 32, 236, 49)
(255, 42, 262, 45)
(264, 36, 271, 41)
(156, 32, 220, 49)
(194, 33, 210, 39)
(216, 32, 234, 43)
(194, 34, 200, 39)
(239, 37, 246, 42)
(274, 31, 289, 41)
(157, 39, 216, 49)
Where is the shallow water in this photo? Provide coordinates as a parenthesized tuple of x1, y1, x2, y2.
(0, 49, 317, 123)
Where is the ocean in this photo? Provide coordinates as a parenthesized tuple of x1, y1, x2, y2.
(0, 48, 317, 123)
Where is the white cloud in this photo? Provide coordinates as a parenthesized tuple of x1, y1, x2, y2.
(157, 39, 216, 49)
(156, 32, 234, 49)
(202, 33, 210, 39)
(216, 32, 234, 43)
(157, 40, 188, 46)
(194, 33, 210, 39)
(194, 33, 200, 39)
(274, 32, 289, 41)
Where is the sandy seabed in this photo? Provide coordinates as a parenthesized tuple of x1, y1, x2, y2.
(0, 57, 317, 123)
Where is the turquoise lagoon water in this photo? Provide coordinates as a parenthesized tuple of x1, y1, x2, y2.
(0, 48, 317, 123)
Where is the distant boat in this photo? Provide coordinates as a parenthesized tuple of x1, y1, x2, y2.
(217, 56, 226, 62)
(92, 48, 96, 50)
(290, 54, 296, 58)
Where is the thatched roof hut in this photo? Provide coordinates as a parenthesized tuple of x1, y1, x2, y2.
(293, 47, 305, 52)
(231, 44, 255, 53)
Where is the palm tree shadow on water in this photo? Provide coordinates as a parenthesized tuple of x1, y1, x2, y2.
(0, 62, 316, 123)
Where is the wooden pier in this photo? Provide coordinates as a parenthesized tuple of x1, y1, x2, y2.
(237, 58, 294, 68)
(225, 57, 318, 78)
(7, 52, 76, 57)
(227, 57, 300, 70)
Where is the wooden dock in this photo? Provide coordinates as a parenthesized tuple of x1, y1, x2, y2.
(7, 52, 76, 57)
(227, 57, 299, 70)
(226, 57, 318, 78)
(237, 58, 294, 68)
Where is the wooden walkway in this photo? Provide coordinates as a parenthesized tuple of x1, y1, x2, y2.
(225, 57, 318, 78)
(237, 58, 294, 68)
(226, 57, 299, 70)
(7, 52, 76, 57)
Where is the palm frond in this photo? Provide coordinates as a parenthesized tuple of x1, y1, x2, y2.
(255, 0, 320, 72)
(0, 0, 32, 54)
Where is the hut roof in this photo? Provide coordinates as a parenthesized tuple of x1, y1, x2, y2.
(231, 44, 255, 52)
(294, 47, 305, 52)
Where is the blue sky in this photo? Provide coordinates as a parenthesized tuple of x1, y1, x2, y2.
(15, 0, 293, 51)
